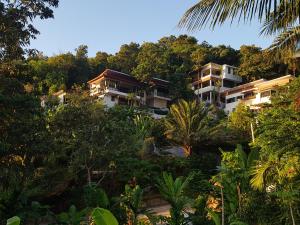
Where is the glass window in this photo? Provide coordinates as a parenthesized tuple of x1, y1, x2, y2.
(226, 97, 236, 103)
(236, 95, 243, 100)
(244, 92, 254, 99)
(261, 90, 271, 98)
(227, 67, 232, 74)
(111, 96, 115, 101)
(223, 80, 235, 88)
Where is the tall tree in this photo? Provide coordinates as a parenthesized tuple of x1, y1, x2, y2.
(133, 42, 170, 81)
(250, 77, 300, 225)
(238, 45, 281, 81)
(108, 43, 140, 74)
(165, 100, 212, 156)
(89, 51, 111, 76)
(0, 0, 59, 61)
(0, 76, 49, 220)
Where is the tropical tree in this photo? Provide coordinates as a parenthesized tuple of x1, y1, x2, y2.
(228, 103, 256, 142)
(179, 0, 300, 55)
(120, 184, 155, 225)
(164, 99, 212, 156)
(211, 145, 259, 225)
(0, 0, 59, 61)
(108, 43, 140, 74)
(237, 45, 281, 81)
(250, 77, 300, 225)
(156, 172, 193, 225)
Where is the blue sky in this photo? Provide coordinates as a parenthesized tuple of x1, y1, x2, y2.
(30, 0, 274, 57)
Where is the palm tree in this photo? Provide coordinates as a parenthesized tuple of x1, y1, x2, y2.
(179, 0, 300, 55)
(164, 99, 211, 156)
(156, 172, 193, 225)
(250, 153, 300, 225)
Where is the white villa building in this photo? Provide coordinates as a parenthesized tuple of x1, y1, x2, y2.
(191, 63, 242, 104)
(222, 75, 294, 113)
(190, 62, 294, 114)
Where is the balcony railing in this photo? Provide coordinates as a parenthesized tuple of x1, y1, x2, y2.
(157, 91, 169, 98)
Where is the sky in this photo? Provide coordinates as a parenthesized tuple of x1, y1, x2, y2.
(30, 0, 274, 57)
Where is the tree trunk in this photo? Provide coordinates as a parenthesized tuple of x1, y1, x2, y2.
(237, 183, 242, 213)
(250, 122, 255, 143)
(289, 202, 296, 225)
(87, 167, 91, 186)
(221, 187, 225, 225)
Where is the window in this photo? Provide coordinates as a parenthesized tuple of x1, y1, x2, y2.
(227, 67, 232, 74)
(244, 92, 254, 99)
(108, 80, 117, 89)
(157, 87, 169, 97)
(202, 81, 210, 88)
(223, 80, 235, 88)
(111, 96, 115, 101)
(226, 97, 236, 103)
(236, 95, 243, 100)
(261, 90, 271, 98)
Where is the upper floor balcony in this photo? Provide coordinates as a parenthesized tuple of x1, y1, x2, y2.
(198, 63, 242, 83)
(90, 85, 143, 100)
(147, 88, 171, 101)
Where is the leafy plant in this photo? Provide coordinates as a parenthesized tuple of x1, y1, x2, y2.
(120, 184, 155, 225)
(84, 184, 109, 208)
(56, 205, 87, 225)
(165, 100, 212, 156)
(6, 216, 20, 225)
(156, 172, 193, 225)
(91, 207, 118, 225)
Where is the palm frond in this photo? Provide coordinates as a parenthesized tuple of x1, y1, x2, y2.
(267, 25, 300, 52)
(260, 1, 300, 36)
(250, 160, 273, 191)
(178, 0, 298, 31)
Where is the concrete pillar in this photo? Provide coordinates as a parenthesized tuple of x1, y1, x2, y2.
(200, 82, 203, 101)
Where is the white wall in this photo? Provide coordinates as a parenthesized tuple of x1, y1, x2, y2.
(224, 92, 244, 113)
(101, 95, 117, 108)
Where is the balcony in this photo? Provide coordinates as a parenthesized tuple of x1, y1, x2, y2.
(90, 86, 142, 100)
(223, 73, 242, 82)
(194, 86, 215, 95)
(147, 89, 171, 101)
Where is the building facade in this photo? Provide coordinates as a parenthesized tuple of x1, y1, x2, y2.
(222, 75, 294, 113)
(191, 63, 242, 104)
(87, 69, 170, 111)
(190, 62, 294, 113)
